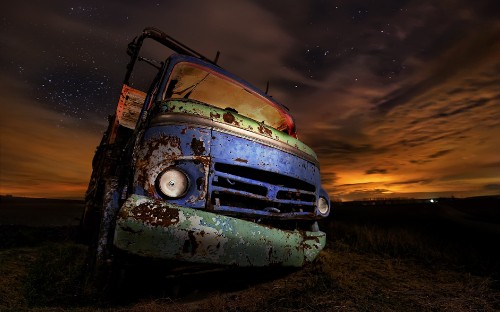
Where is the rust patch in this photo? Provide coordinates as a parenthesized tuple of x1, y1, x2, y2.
(206, 196, 214, 211)
(135, 166, 147, 192)
(163, 104, 175, 112)
(258, 124, 272, 137)
(131, 202, 180, 227)
(147, 184, 156, 196)
(135, 134, 183, 194)
(223, 112, 235, 124)
(159, 135, 182, 153)
(234, 158, 248, 163)
(191, 137, 206, 156)
(183, 230, 199, 255)
(193, 155, 210, 167)
(142, 135, 181, 160)
(303, 234, 321, 245)
(210, 112, 221, 119)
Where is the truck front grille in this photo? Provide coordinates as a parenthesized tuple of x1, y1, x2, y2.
(210, 162, 316, 216)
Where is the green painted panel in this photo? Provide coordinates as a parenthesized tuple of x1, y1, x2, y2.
(114, 195, 325, 267)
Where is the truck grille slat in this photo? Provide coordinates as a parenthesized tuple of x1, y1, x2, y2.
(211, 186, 315, 206)
(214, 163, 315, 192)
(211, 162, 316, 215)
(212, 172, 268, 196)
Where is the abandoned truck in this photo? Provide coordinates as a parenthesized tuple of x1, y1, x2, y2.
(81, 27, 331, 273)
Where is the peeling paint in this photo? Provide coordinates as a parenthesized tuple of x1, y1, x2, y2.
(114, 195, 326, 267)
(258, 124, 273, 137)
(223, 112, 235, 124)
(190, 137, 206, 156)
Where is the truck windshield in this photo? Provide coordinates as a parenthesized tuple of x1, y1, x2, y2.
(163, 62, 292, 133)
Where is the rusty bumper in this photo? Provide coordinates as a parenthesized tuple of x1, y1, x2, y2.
(114, 195, 325, 267)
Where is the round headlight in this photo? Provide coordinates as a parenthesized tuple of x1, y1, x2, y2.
(317, 197, 329, 215)
(157, 168, 189, 198)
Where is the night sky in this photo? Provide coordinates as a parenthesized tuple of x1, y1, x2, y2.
(1, 1, 499, 201)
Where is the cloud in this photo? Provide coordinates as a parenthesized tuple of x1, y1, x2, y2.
(484, 184, 500, 191)
(300, 15, 500, 200)
(0, 76, 102, 198)
(373, 19, 500, 114)
(365, 168, 388, 175)
(1, 0, 499, 201)
(428, 149, 453, 159)
(387, 179, 433, 186)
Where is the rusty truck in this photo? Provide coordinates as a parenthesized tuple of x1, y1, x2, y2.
(81, 27, 331, 281)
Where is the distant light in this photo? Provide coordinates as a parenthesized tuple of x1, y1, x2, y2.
(429, 199, 435, 203)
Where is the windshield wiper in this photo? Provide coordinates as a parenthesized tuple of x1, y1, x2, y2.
(183, 73, 210, 99)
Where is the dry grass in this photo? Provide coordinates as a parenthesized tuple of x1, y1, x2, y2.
(0, 248, 35, 309)
(1, 241, 498, 312)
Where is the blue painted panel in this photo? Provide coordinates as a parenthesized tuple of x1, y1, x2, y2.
(210, 130, 320, 186)
(132, 125, 211, 208)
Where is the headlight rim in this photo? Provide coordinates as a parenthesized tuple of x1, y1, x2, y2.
(317, 196, 330, 215)
(156, 167, 190, 199)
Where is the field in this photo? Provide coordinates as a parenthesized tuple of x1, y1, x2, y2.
(0, 196, 499, 311)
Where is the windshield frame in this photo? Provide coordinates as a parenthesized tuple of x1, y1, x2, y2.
(157, 54, 297, 137)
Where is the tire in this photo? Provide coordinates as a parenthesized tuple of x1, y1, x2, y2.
(83, 177, 123, 297)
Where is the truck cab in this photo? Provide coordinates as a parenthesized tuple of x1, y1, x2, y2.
(82, 28, 330, 273)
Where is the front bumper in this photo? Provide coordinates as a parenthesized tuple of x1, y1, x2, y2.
(114, 195, 326, 267)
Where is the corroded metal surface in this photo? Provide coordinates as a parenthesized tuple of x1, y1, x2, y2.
(114, 195, 326, 267)
(131, 117, 325, 219)
(157, 99, 317, 162)
(132, 124, 210, 208)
